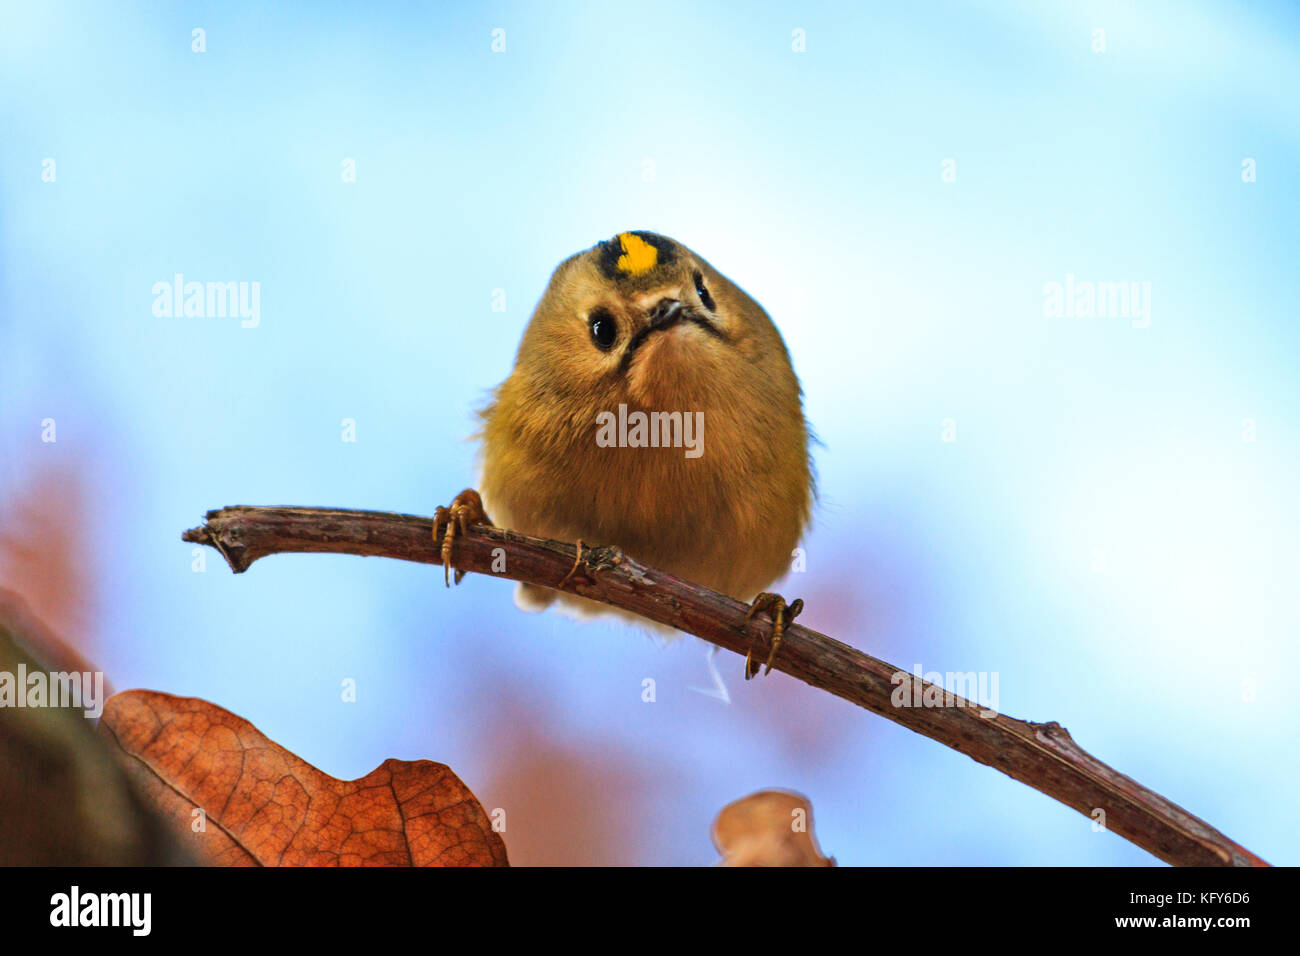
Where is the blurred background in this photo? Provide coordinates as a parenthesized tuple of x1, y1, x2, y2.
(2, 0, 1297, 865)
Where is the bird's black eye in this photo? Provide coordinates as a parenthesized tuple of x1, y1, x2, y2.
(588, 307, 617, 350)
(693, 271, 716, 312)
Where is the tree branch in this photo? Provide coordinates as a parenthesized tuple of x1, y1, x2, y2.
(182, 504, 1268, 868)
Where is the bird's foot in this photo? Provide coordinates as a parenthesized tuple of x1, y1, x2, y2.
(433, 488, 493, 587)
(743, 592, 804, 679)
(557, 539, 587, 590)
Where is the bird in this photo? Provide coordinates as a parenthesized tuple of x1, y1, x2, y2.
(435, 231, 813, 677)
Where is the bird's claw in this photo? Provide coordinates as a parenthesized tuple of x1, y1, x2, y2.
(557, 539, 586, 590)
(433, 488, 493, 587)
(743, 592, 804, 679)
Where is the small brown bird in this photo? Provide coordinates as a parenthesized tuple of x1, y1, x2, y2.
(437, 231, 813, 676)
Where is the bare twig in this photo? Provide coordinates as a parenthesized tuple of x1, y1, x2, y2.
(183, 504, 1268, 867)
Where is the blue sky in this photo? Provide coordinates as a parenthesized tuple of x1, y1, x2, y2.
(2, 0, 1298, 864)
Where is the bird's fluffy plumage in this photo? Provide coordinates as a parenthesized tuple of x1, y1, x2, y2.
(476, 231, 813, 625)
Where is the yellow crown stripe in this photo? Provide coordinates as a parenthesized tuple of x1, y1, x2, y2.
(616, 232, 658, 275)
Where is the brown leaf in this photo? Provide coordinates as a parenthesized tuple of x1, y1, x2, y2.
(712, 789, 834, 867)
(99, 690, 508, 867)
(0, 593, 188, 865)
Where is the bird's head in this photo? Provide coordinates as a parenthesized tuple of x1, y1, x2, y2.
(513, 231, 791, 411)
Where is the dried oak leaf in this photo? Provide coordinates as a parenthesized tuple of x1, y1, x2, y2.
(99, 690, 508, 867)
(712, 789, 834, 867)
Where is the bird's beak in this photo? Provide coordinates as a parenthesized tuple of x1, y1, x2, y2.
(648, 298, 686, 331)
(619, 295, 729, 373)
(643, 296, 727, 342)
